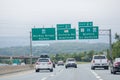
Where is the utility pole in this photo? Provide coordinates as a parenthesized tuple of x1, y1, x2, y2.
(30, 31, 32, 65)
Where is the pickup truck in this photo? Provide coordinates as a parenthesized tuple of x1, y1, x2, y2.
(91, 55, 109, 70)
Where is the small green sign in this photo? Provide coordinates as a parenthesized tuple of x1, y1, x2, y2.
(57, 24, 71, 29)
(57, 29, 76, 40)
(79, 27, 99, 39)
(32, 28, 55, 41)
(78, 22, 93, 27)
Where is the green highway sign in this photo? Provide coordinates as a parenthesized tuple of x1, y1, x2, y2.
(57, 29, 76, 40)
(57, 24, 71, 29)
(32, 28, 55, 41)
(79, 27, 99, 39)
(78, 22, 93, 27)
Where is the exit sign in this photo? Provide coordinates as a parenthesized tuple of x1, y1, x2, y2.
(32, 28, 55, 41)
(78, 22, 93, 27)
(79, 27, 99, 39)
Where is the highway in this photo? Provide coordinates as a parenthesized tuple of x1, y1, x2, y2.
(0, 63, 120, 80)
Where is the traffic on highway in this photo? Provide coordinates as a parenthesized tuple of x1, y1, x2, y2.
(0, 54, 120, 80)
(1, 0, 120, 80)
(0, 63, 120, 80)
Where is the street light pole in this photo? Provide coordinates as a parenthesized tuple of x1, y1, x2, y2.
(109, 29, 112, 62)
(30, 31, 32, 65)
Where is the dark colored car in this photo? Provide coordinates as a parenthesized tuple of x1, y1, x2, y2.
(52, 61, 56, 68)
(110, 58, 120, 74)
(65, 58, 77, 68)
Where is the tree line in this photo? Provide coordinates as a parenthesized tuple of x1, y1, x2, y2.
(50, 33, 120, 62)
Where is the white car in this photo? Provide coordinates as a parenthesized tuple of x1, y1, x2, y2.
(57, 60, 64, 66)
(91, 55, 109, 70)
(35, 58, 53, 72)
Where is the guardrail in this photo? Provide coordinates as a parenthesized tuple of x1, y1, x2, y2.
(0, 65, 34, 75)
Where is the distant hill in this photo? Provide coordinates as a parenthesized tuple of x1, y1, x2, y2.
(0, 42, 109, 56)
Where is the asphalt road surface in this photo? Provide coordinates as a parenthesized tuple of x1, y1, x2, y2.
(0, 64, 120, 80)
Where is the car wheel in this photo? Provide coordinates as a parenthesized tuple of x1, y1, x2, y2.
(65, 66, 68, 69)
(53, 65, 55, 68)
(75, 66, 77, 68)
(111, 69, 113, 74)
(113, 71, 116, 74)
(50, 69, 53, 72)
(105, 66, 109, 70)
(91, 66, 95, 70)
(36, 69, 39, 72)
(112, 68, 116, 74)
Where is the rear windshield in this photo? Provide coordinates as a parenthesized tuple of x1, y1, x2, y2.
(94, 56, 106, 59)
(67, 59, 75, 61)
(38, 59, 49, 62)
(115, 58, 120, 62)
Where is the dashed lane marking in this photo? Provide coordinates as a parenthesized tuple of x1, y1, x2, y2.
(41, 77, 47, 80)
(90, 70, 103, 80)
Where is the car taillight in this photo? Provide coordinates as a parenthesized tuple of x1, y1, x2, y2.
(93, 60, 95, 63)
(114, 62, 119, 67)
(36, 62, 40, 65)
(48, 62, 52, 65)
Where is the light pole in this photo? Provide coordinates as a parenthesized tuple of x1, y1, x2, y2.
(30, 31, 32, 65)
(109, 29, 112, 62)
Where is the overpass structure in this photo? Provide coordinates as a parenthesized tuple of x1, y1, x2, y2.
(0, 55, 39, 59)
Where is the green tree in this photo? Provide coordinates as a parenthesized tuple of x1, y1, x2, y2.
(115, 33, 120, 41)
(112, 33, 120, 59)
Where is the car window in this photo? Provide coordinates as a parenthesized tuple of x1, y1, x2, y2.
(67, 59, 75, 61)
(94, 56, 106, 59)
(40, 55, 49, 58)
(38, 59, 49, 62)
(115, 58, 120, 62)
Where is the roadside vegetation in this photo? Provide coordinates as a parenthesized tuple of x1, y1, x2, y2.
(112, 33, 120, 59)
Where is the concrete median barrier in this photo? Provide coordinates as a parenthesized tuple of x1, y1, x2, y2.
(0, 65, 34, 75)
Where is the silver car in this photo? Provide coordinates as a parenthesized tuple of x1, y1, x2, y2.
(65, 58, 77, 68)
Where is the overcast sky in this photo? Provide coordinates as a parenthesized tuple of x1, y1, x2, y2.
(0, 0, 120, 37)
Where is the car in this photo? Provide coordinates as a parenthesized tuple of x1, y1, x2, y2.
(65, 58, 77, 68)
(35, 58, 53, 72)
(110, 58, 120, 74)
(91, 55, 109, 70)
(57, 60, 64, 66)
(40, 54, 55, 68)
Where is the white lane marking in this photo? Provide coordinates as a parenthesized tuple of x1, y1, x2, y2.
(90, 70, 103, 80)
(41, 77, 47, 80)
(96, 76, 100, 79)
(50, 74, 55, 76)
(41, 68, 64, 80)
(60, 69, 64, 72)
